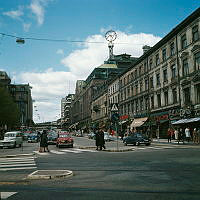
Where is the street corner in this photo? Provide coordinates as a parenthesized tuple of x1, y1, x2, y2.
(26, 170, 73, 180)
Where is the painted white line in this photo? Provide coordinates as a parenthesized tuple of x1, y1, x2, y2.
(0, 163, 36, 168)
(33, 151, 49, 155)
(0, 161, 35, 165)
(74, 148, 97, 152)
(0, 192, 17, 199)
(49, 150, 66, 154)
(0, 166, 37, 171)
(60, 149, 82, 153)
(0, 157, 35, 161)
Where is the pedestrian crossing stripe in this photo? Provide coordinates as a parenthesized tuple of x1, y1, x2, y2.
(0, 156, 36, 171)
(50, 150, 65, 154)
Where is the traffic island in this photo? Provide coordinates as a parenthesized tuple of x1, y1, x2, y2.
(27, 170, 73, 180)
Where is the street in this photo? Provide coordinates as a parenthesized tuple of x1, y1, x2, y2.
(0, 136, 200, 200)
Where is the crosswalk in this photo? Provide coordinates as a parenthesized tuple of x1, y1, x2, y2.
(0, 156, 37, 171)
(130, 144, 198, 152)
(33, 148, 97, 155)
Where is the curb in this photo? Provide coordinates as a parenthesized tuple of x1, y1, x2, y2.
(0, 153, 35, 158)
(27, 170, 73, 180)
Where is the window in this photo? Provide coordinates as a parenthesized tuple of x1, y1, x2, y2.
(149, 59, 153, 70)
(192, 25, 199, 42)
(135, 69, 138, 78)
(145, 97, 148, 111)
(135, 84, 138, 94)
(140, 98, 143, 111)
(156, 73, 160, 86)
(162, 48, 167, 61)
(144, 62, 147, 72)
(151, 96, 154, 109)
(156, 53, 160, 66)
(182, 58, 189, 76)
(131, 101, 134, 113)
(136, 100, 138, 112)
(139, 66, 142, 76)
(184, 87, 191, 105)
(196, 84, 200, 104)
(172, 88, 177, 104)
(145, 79, 148, 91)
(164, 91, 168, 106)
(150, 77, 154, 89)
(140, 81, 143, 92)
(171, 65, 176, 79)
(163, 68, 168, 82)
(194, 52, 200, 70)
(170, 42, 175, 56)
(157, 94, 161, 107)
(181, 34, 187, 49)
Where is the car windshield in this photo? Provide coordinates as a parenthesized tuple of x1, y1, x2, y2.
(5, 133, 16, 137)
(59, 134, 70, 138)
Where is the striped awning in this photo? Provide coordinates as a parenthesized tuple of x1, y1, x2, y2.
(172, 117, 200, 125)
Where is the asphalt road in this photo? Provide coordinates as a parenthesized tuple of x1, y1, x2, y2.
(0, 137, 200, 200)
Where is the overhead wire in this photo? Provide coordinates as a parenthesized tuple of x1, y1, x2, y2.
(0, 32, 145, 45)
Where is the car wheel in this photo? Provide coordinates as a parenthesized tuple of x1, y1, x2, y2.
(71, 144, 73, 148)
(145, 143, 150, 146)
(133, 142, 136, 146)
(13, 142, 16, 148)
(136, 142, 140, 146)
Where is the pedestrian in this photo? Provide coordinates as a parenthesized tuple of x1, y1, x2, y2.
(167, 128, 172, 143)
(39, 130, 49, 152)
(174, 128, 179, 142)
(197, 128, 200, 144)
(99, 127, 106, 150)
(95, 129, 100, 150)
(185, 127, 191, 143)
(179, 128, 185, 144)
(192, 128, 198, 144)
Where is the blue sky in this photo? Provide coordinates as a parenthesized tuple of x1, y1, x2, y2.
(0, 0, 199, 122)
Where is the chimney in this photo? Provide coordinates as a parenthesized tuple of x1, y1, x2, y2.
(142, 45, 151, 54)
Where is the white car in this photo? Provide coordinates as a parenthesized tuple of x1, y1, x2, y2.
(0, 131, 23, 148)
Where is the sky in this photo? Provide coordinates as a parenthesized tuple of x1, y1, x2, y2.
(0, 0, 199, 123)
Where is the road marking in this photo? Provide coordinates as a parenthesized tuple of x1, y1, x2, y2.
(60, 149, 83, 153)
(0, 192, 17, 199)
(33, 151, 50, 155)
(49, 150, 66, 154)
(74, 148, 97, 152)
(0, 167, 37, 171)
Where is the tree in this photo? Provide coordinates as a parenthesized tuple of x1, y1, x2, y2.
(0, 85, 20, 129)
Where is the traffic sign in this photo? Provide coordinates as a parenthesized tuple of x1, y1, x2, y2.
(111, 103, 118, 112)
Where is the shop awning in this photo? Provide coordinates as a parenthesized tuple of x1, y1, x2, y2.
(172, 117, 200, 125)
(130, 117, 148, 128)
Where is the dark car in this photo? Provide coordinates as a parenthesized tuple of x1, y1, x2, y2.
(123, 133, 151, 146)
(47, 132, 58, 145)
(27, 133, 39, 143)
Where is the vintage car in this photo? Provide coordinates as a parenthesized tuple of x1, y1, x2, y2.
(47, 131, 58, 145)
(56, 132, 74, 148)
(123, 133, 151, 146)
(27, 133, 39, 143)
(0, 131, 23, 148)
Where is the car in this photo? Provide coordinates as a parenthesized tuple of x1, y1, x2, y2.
(123, 133, 151, 146)
(88, 132, 95, 139)
(104, 132, 113, 142)
(47, 132, 58, 145)
(27, 133, 39, 143)
(0, 131, 23, 148)
(56, 132, 74, 148)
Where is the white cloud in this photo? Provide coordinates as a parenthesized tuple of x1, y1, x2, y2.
(29, 0, 52, 25)
(56, 49, 64, 55)
(23, 23, 31, 32)
(3, 7, 24, 20)
(14, 30, 161, 123)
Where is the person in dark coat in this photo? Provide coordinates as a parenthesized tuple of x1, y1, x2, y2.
(99, 127, 106, 150)
(39, 130, 49, 152)
(95, 129, 100, 150)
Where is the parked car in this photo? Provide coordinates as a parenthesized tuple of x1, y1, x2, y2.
(123, 133, 151, 146)
(56, 132, 74, 148)
(88, 132, 95, 139)
(47, 132, 58, 145)
(104, 132, 113, 142)
(0, 131, 23, 148)
(27, 133, 39, 143)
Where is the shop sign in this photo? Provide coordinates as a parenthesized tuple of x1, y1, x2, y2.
(120, 115, 129, 120)
(155, 114, 169, 122)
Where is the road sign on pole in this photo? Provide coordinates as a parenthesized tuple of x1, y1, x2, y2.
(111, 103, 118, 112)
